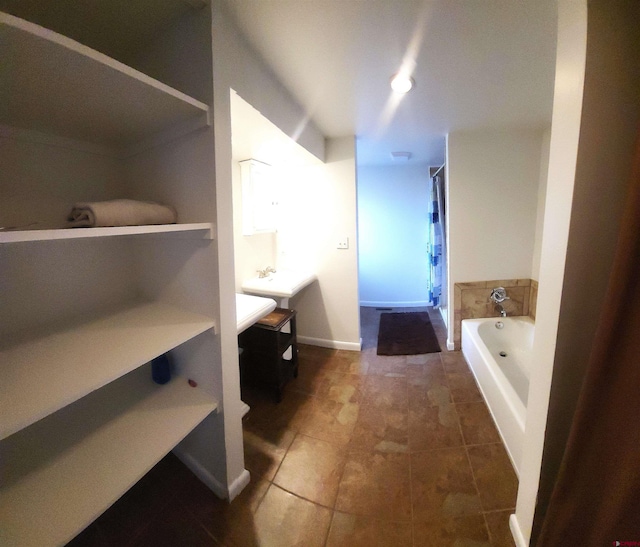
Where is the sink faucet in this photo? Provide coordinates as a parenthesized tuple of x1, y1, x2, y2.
(257, 266, 276, 278)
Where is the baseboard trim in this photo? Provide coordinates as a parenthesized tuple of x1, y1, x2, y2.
(172, 447, 227, 499)
(240, 401, 250, 418)
(509, 514, 527, 547)
(297, 335, 361, 351)
(227, 469, 251, 502)
(438, 306, 447, 324)
(359, 300, 430, 308)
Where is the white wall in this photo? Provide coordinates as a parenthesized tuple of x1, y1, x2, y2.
(229, 91, 321, 291)
(531, 129, 552, 281)
(211, 1, 325, 163)
(445, 128, 545, 344)
(516, 0, 640, 543)
(228, 93, 360, 349)
(209, 1, 359, 499)
(511, 1, 588, 544)
(357, 164, 430, 307)
(124, 7, 212, 106)
(285, 137, 361, 350)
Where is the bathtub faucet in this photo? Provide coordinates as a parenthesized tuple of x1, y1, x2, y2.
(490, 287, 509, 316)
(495, 303, 508, 318)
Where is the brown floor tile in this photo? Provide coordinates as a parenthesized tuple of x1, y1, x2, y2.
(408, 368, 451, 409)
(362, 376, 408, 410)
(406, 353, 442, 367)
(359, 308, 383, 346)
(441, 351, 471, 374)
(242, 423, 296, 481)
(290, 362, 326, 396)
(178, 468, 270, 542)
(484, 510, 516, 547)
(132, 498, 217, 547)
(68, 308, 521, 547)
(229, 484, 332, 547)
(457, 402, 501, 446)
(329, 350, 370, 375)
(88, 454, 188, 545)
(446, 372, 484, 403)
(412, 514, 490, 547)
(408, 404, 464, 452)
(240, 384, 277, 417)
(249, 390, 315, 434)
(349, 404, 409, 453)
(297, 397, 360, 446)
(316, 371, 364, 404)
(335, 451, 412, 521)
(298, 344, 337, 366)
(362, 349, 408, 377)
(411, 447, 482, 521)
(432, 328, 449, 349)
(273, 434, 346, 507)
(467, 444, 518, 511)
(326, 511, 413, 547)
(66, 523, 109, 547)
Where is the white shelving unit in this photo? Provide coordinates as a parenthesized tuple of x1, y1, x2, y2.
(0, 366, 218, 547)
(0, 6, 229, 545)
(1, 301, 216, 440)
(0, 222, 214, 244)
(0, 12, 210, 152)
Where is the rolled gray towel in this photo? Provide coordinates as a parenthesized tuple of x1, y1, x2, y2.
(67, 199, 177, 227)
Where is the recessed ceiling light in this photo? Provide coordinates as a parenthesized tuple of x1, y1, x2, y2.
(390, 73, 414, 93)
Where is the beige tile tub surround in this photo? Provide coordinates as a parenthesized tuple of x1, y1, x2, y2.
(529, 279, 539, 321)
(453, 279, 538, 349)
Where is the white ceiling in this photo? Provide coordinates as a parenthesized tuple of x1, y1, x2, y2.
(221, 0, 558, 166)
(231, 90, 321, 167)
(1, 0, 558, 168)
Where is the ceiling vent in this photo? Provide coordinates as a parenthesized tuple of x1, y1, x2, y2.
(391, 151, 412, 162)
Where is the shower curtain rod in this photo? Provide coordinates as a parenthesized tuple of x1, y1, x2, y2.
(431, 163, 445, 177)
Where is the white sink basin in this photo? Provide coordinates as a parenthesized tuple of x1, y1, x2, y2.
(235, 293, 277, 334)
(241, 270, 317, 299)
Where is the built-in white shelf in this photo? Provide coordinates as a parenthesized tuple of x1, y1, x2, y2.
(0, 301, 216, 441)
(0, 365, 218, 547)
(0, 222, 214, 244)
(0, 12, 210, 152)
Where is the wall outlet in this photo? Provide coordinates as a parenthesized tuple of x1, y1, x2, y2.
(337, 237, 349, 249)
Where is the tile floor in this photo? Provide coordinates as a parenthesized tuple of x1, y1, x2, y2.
(70, 307, 517, 546)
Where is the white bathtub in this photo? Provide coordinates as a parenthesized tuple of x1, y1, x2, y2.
(461, 316, 534, 476)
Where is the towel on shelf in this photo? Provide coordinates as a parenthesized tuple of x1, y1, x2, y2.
(67, 199, 177, 228)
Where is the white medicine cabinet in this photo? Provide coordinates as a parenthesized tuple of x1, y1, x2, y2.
(240, 158, 278, 235)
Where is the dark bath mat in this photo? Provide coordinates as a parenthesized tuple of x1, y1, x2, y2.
(377, 312, 441, 355)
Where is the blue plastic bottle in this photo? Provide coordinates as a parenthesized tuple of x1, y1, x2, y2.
(151, 354, 171, 384)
